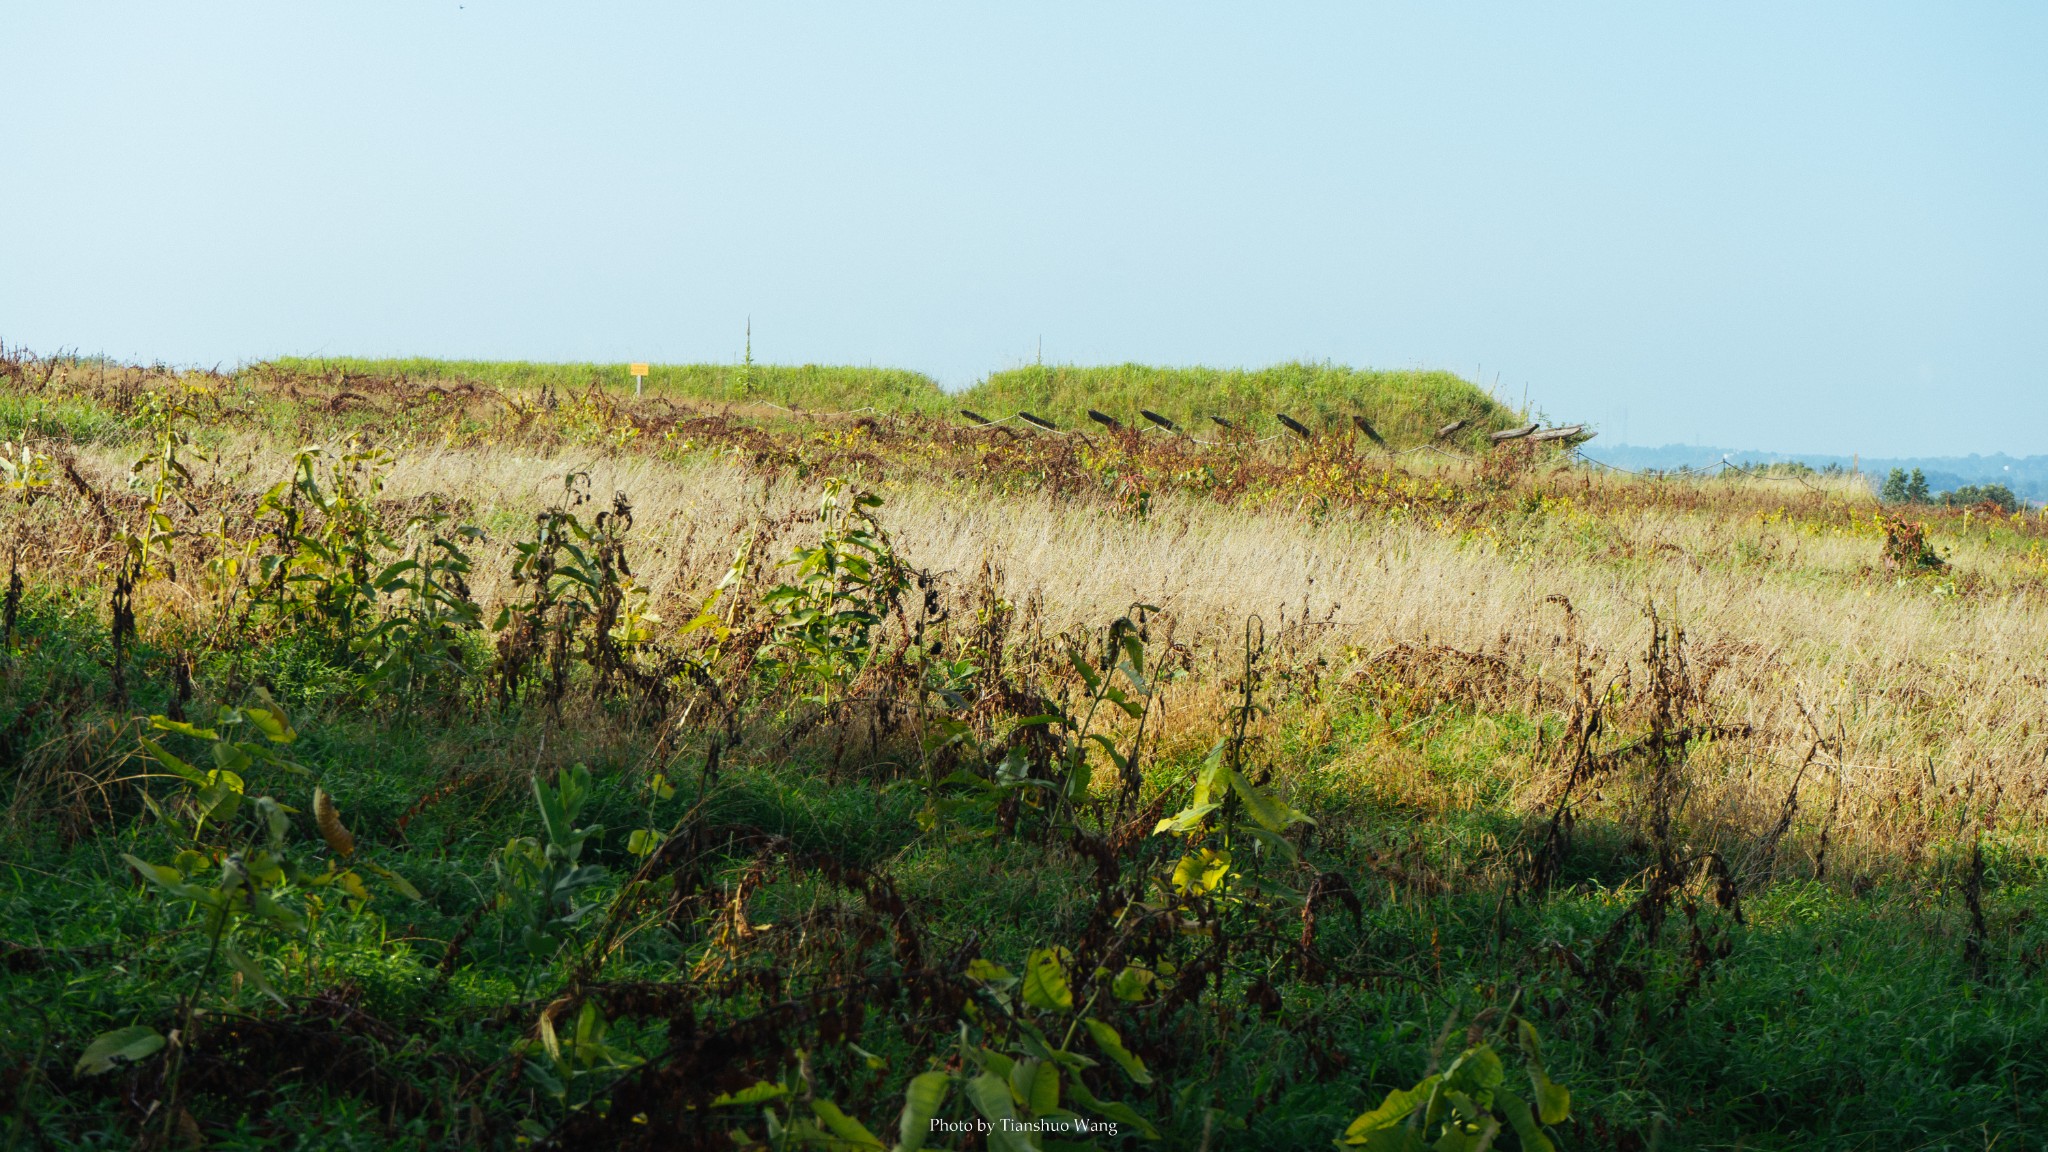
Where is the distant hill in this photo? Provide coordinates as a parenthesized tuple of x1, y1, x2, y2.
(1583, 443, 2048, 503)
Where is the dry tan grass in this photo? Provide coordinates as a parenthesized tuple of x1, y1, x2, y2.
(49, 433, 2048, 867)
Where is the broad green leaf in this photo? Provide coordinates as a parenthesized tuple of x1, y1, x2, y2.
(1344, 1078, 1437, 1136)
(1009, 1057, 1059, 1114)
(1171, 848, 1231, 896)
(371, 559, 417, 589)
(360, 860, 424, 901)
(244, 689, 297, 743)
(1066, 1080, 1159, 1140)
(1018, 1024, 1097, 1072)
(254, 795, 290, 852)
(1066, 649, 1102, 693)
(627, 828, 663, 856)
(1533, 1075, 1570, 1126)
(573, 1001, 605, 1052)
(964, 1070, 1018, 1125)
(895, 1070, 950, 1151)
(148, 716, 218, 740)
(557, 763, 592, 821)
(536, 1011, 563, 1068)
(1442, 1089, 1482, 1125)
(196, 769, 244, 828)
(1189, 743, 1228, 809)
(223, 942, 286, 1006)
(811, 1099, 884, 1149)
(1153, 802, 1220, 837)
(970, 1046, 1017, 1081)
(1517, 1020, 1570, 1124)
(138, 789, 186, 840)
(1119, 632, 1147, 688)
(250, 747, 313, 776)
(1442, 1045, 1504, 1096)
(1084, 732, 1124, 761)
(1227, 767, 1313, 833)
(532, 773, 570, 848)
(710, 1080, 789, 1107)
(249, 889, 305, 930)
(966, 958, 1015, 986)
(74, 1026, 165, 1076)
(244, 850, 284, 885)
(1111, 965, 1156, 1002)
(1345, 1131, 1428, 1152)
(1430, 1127, 1486, 1152)
(1499, 1090, 1556, 1152)
(1516, 1019, 1544, 1063)
(1081, 1017, 1153, 1085)
(211, 740, 253, 774)
(123, 853, 210, 903)
(1022, 947, 1074, 1012)
(124, 854, 185, 889)
(1239, 823, 1301, 863)
(139, 737, 206, 785)
(1063, 754, 1093, 804)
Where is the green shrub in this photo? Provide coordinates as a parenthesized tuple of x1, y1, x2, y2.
(1943, 482, 2020, 513)
(1880, 467, 1930, 504)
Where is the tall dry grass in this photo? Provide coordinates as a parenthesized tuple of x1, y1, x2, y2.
(48, 434, 2048, 869)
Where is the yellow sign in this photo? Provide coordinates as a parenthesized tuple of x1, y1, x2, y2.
(629, 363, 649, 377)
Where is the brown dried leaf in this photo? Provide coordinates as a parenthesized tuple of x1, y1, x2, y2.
(314, 787, 355, 858)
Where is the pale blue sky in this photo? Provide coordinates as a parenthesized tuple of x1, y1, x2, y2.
(3, 4, 2043, 456)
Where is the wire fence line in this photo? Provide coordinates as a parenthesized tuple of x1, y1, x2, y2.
(714, 402, 1858, 494)
(1568, 450, 1852, 494)
(654, 397, 1919, 504)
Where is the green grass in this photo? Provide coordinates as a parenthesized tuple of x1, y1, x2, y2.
(255, 357, 1519, 447)
(7, 628, 2043, 1149)
(262, 356, 949, 415)
(0, 390, 126, 444)
(958, 361, 1522, 444)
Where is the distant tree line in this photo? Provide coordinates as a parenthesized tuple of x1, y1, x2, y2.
(1942, 483, 2021, 513)
(1878, 467, 2019, 512)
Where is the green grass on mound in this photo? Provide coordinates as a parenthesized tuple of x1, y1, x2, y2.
(261, 357, 948, 414)
(259, 357, 1519, 446)
(958, 362, 1521, 444)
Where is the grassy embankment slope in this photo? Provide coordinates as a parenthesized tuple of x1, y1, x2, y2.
(265, 356, 1521, 445)
(4, 350, 2048, 1151)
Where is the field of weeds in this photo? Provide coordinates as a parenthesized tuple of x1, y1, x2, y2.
(4, 348, 2048, 1151)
